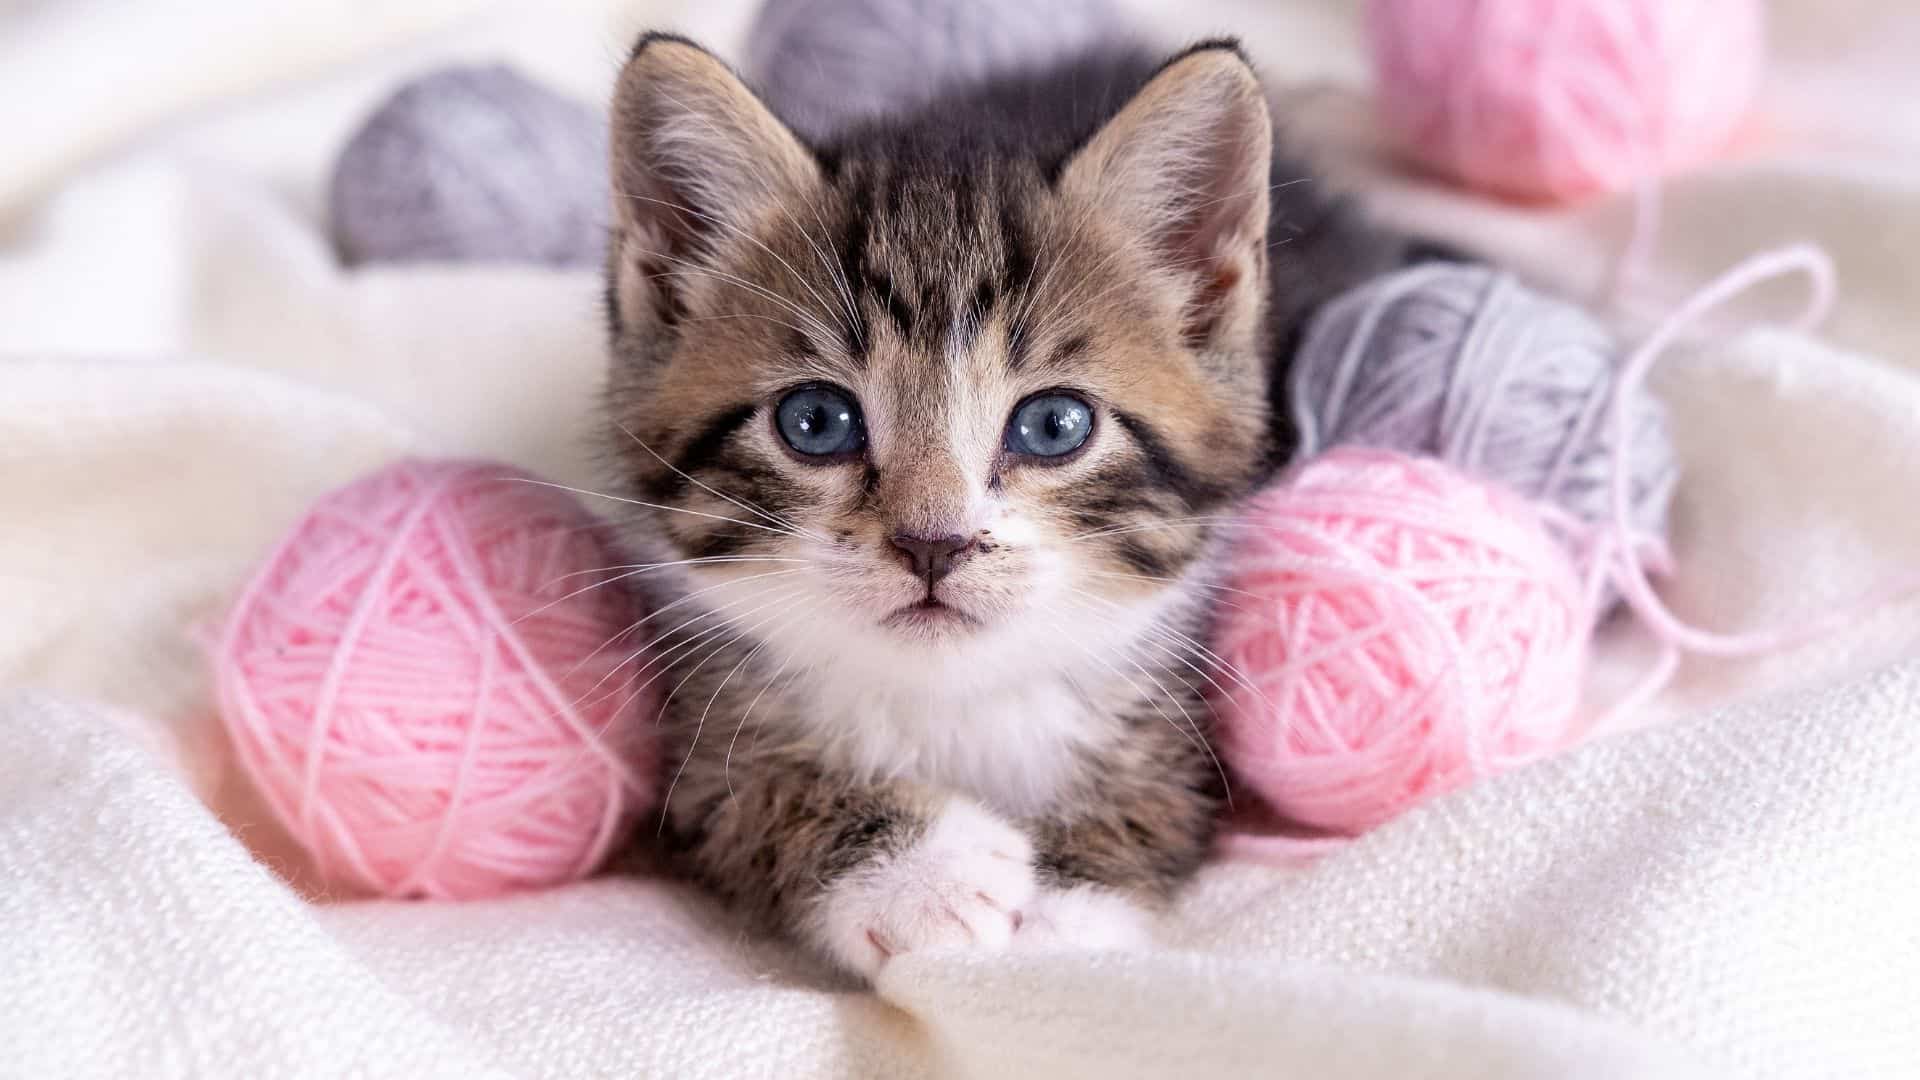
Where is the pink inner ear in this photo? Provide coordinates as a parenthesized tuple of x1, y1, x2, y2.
(1170, 138, 1263, 347)
(1145, 94, 1270, 349)
(1184, 261, 1245, 347)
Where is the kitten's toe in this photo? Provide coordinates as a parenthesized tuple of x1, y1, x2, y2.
(1014, 884, 1157, 952)
(812, 799, 1036, 978)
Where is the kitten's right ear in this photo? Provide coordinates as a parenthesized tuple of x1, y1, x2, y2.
(608, 33, 820, 332)
(1059, 42, 1272, 354)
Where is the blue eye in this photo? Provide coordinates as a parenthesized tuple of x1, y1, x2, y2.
(1005, 393, 1093, 458)
(775, 385, 865, 459)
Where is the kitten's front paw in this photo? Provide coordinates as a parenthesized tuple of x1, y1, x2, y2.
(1015, 884, 1157, 952)
(812, 800, 1035, 979)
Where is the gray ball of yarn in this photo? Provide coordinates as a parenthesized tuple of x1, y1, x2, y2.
(745, 0, 1125, 140)
(1291, 263, 1679, 598)
(329, 65, 608, 268)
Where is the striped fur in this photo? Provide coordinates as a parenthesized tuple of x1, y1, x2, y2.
(599, 32, 1412, 977)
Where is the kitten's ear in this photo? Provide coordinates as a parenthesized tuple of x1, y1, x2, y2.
(1060, 43, 1272, 351)
(608, 34, 820, 331)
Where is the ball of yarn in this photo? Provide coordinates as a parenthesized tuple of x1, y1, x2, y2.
(1291, 262, 1678, 603)
(329, 65, 608, 267)
(746, 0, 1124, 140)
(1366, 0, 1765, 202)
(216, 459, 654, 899)
(1214, 449, 1591, 835)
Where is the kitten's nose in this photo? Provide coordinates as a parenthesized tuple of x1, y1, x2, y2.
(890, 532, 976, 587)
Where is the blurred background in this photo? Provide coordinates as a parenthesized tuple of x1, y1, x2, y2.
(5, 4, 1920, 1078)
(3, 0, 1919, 828)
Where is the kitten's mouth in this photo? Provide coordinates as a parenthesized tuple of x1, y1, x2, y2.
(883, 596, 981, 634)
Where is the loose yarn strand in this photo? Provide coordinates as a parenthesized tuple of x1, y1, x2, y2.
(1582, 244, 1920, 732)
(1605, 246, 1910, 645)
(1290, 258, 1681, 613)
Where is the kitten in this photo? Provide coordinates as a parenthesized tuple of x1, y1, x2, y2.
(601, 32, 1416, 978)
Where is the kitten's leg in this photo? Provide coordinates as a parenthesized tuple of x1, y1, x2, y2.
(665, 767, 1036, 979)
(1021, 734, 1221, 950)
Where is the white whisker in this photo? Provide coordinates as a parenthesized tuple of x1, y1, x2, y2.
(640, 252, 840, 343)
(1050, 598, 1232, 806)
(1081, 568, 1265, 608)
(1064, 582, 1276, 719)
(656, 596, 813, 830)
(787, 195, 865, 352)
(568, 571, 807, 700)
(681, 311, 815, 339)
(723, 645, 803, 800)
(580, 581, 808, 728)
(617, 191, 849, 342)
(749, 659, 817, 758)
(1036, 610, 1232, 809)
(614, 420, 825, 541)
(1067, 515, 1250, 543)
(523, 556, 806, 626)
(510, 478, 803, 539)
(541, 555, 805, 587)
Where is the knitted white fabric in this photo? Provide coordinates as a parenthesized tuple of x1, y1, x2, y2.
(3, 0, 1920, 1076)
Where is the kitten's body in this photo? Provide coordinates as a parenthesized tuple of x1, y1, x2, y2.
(602, 34, 1418, 976)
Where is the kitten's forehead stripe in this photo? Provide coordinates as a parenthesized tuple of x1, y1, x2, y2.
(971, 278, 997, 322)
(831, 162, 1002, 358)
(997, 201, 1035, 370)
(1046, 334, 1091, 372)
(599, 32, 1440, 968)
(860, 261, 913, 341)
(801, 153, 1248, 536)
(833, 176, 875, 361)
(610, 40, 1286, 620)
(916, 282, 943, 349)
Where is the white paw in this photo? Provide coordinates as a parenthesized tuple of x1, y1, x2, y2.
(812, 800, 1036, 978)
(1014, 884, 1157, 952)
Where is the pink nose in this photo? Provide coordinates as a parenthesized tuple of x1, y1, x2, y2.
(889, 533, 976, 587)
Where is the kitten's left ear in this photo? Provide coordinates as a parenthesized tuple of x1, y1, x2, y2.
(1060, 42, 1272, 351)
(608, 33, 821, 334)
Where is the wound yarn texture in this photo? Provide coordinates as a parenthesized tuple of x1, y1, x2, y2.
(215, 459, 652, 900)
(1220, 246, 1882, 857)
(1214, 448, 1591, 836)
(329, 65, 608, 268)
(1366, 0, 1765, 203)
(745, 0, 1125, 140)
(1291, 261, 1679, 609)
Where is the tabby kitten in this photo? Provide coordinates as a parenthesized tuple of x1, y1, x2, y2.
(602, 32, 1409, 978)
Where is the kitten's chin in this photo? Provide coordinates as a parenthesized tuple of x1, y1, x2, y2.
(881, 598, 985, 641)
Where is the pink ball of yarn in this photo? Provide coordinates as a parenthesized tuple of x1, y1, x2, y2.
(216, 459, 655, 900)
(1366, 0, 1765, 203)
(1214, 449, 1590, 835)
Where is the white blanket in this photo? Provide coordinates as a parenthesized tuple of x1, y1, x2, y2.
(4, 1, 1919, 1077)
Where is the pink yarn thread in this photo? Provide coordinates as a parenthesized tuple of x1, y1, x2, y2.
(1220, 244, 1920, 860)
(216, 459, 654, 900)
(1366, 0, 1765, 204)
(1577, 244, 1920, 725)
(1212, 448, 1591, 838)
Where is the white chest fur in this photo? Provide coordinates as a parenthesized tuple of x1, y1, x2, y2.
(786, 671, 1110, 818)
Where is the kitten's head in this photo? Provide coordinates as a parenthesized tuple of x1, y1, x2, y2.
(603, 35, 1276, 681)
